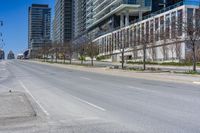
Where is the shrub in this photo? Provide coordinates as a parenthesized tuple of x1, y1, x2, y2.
(79, 56, 86, 61)
(96, 55, 111, 61)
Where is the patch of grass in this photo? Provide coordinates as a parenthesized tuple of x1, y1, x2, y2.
(96, 55, 111, 61)
(127, 61, 200, 66)
(173, 70, 200, 75)
(79, 56, 86, 62)
(184, 70, 200, 75)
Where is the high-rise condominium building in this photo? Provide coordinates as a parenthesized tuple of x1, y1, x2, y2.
(72, 0, 152, 42)
(73, 0, 86, 38)
(53, 0, 73, 44)
(28, 4, 51, 53)
(86, 0, 152, 36)
(94, 0, 200, 62)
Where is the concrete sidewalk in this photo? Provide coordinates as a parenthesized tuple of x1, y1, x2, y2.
(27, 60, 200, 85)
(38, 59, 200, 72)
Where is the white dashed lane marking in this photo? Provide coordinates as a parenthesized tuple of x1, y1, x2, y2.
(19, 80, 50, 116)
(193, 82, 200, 85)
(80, 77, 91, 80)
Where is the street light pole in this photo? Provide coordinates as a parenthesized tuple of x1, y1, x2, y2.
(0, 20, 4, 60)
(0, 20, 4, 49)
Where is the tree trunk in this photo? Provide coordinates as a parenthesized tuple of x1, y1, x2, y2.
(81, 57, 83, 64)
(46, 53, 48, 62)
(143, 46, 146, 70)
(91, 57, 94, 66)
(121, 49, 124, 69)
(55, 50, 58, 63)
(192, 44, 197, 72)
(63, 56, 65, 64)
(70, 55, 72, 64)
(43, 50, 45, 62)
(51, 55, 53, 63)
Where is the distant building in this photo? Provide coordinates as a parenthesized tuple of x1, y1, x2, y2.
(17, 54, 24, 59)
(53, 0, 73, 44)
(7, 51, 15, 60)
(0, 49, 5, 60)
(28, 4, 51, 57)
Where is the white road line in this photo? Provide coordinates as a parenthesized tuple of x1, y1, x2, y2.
(18, 80, 50, 116)
(193, 81, 200, 85)
(71, 95, 106, 111)
(80, 77, 91, 80)
(127, 85, 144, 90)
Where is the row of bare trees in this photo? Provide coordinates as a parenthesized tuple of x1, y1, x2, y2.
(34, 36, 99, 66)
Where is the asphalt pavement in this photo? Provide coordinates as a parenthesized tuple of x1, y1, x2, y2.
(0, 60, 200, 133)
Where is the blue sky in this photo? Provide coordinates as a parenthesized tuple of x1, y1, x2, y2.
(0, 0, 54, 56)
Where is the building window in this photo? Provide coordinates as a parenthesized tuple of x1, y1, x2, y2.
(160, 16, 164, 40)
(195, 8, 200, 29)
(134, 26, 137, 46)
(165, 14, 170, 39)
(187, 8, 194, 29)
(150, 20, 154, 43)
(177, 9, 183, 36)
(155, 18, 159, 41)
(146, 21, 149, 43)
(137, 25, 141, 45)
(171, 11, 176, 39)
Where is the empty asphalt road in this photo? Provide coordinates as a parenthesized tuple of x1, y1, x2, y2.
(0, 60, 200, 132)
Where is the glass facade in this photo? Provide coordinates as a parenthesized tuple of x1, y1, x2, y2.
(184, 0, 200, 5)
(28, 4, 51, 49)
(53, 0, 73, 43)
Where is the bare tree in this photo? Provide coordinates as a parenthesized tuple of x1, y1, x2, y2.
(53, 43, 60, 63)
(116, 29, 126, 69)
(38, 41, 52, 62)
(66, 41, 73, 64)
(85, 38, 99, 66)
(182, 8, 200, 71)
(168, 44, 176, 62)
(59, 43, 67, 63)
(136, 23, 151, 70)
(76, 42, 86, 64)
(175, 43, 182, 62)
